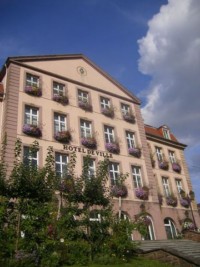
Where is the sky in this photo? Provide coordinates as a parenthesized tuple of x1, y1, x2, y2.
(0, 0, 199, 202)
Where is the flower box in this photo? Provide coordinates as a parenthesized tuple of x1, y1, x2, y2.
(166, 195, 177, 207)
(172, 162, 181, 173)
(123, 113, 135, 123)
(135, 186, 149, 200)
(111, 184, 128, 198)
(22, 124, 42, 137)
(53, 94, 69, 105)
(78, 100, 92, 111)
(25, 86, 42, 97)
(180, 198, 190, 208)
(81, 137, 97, 149)
(105, 142, 120, 154)
(128, 147, 141, 158)
(159, 161, 169, 170)
(182, 221, 195, 231)
(54, 131, 71, 143)
(101, 107, 114, 118)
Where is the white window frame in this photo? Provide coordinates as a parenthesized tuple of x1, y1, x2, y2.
(156, 147, 163, 161)
(53, 81, 65, 96)
(126, 131, 135, 149)
(80, 119, 92, 138)
(169, 150, 176, 163)
(78, 89, 89, 103)
(55, 153, 69, 178)
(109, 162, 120, 185)
(23, 146, 38, 167)
(162, 177, 171, 197)
(100, 96, 110, 109)
(163, 128, 170, 139)
(121, 103, 130, 115)
(26, 73, 39, 87)
(24, 105, 39, 126)
(54, 113, 67, 133)
(84, 157, 96, 178)
(104, 125, 115, 143)
(175, 179, 183, 195)
(132, 166, 143, 188)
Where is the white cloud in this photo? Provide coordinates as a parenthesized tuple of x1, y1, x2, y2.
(137, 0, 200, 202)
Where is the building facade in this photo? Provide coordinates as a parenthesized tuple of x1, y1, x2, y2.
(0, 54, 199, 240)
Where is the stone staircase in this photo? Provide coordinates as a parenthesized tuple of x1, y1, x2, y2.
(137, 239, 200, 266)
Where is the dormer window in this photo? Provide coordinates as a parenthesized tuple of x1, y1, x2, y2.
(163, 126, 170, 140)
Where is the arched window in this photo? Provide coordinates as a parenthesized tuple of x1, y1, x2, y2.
(141, 215, 155, 240)
(164, 218, 177, 239)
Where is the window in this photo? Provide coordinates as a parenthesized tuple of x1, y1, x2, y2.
(24, 105, 39, 126)
(84, 157, 96, 178)
(175, 179, 183, 195)
(126, 131, 135, 149)
(163, 128, 170, 139)
(104, 125, 115, 143)
(132, 166, 142, 188)
(109, 162, 120, 185)
(53, 81, 65, 96)
(169, 150, 176, 163)
(164, 218, 177, 239)
(54, 113, 67, 133)
(55, 153, 68, 178)
(26, 73, 39, 87)
(162, 177, 171, 197)
(100, 96, 110, 109)
(121, 103, 130, 115)
(78, 89, 89, 103)
(23, 146, 38, 167)
(80, 119, 92, 138)
(156, 147, 163, 161)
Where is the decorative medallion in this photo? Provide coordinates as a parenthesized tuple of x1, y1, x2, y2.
(77, 66, 87, 76)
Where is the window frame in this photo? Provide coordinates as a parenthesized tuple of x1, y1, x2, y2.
(121, 103, 130, 115)
(109, 162, 120, 185)
(169, 150, 176, 164)
(78, 89, 89, 103)
(162, 176, 171, 197)
(175, 179, 183, 196)
(104, 125, 115, 143)
(53, 81, 65, 96)
(100, 96, 110, 110)
(126, 131, 136, 149)
(26, 73, 40, 88)
(55, 152, 69, 178)
(23, 146, 39, 167)
(132, 165, 143, 188)
(156, 146, 163, 161)
(54, 112, 67, 133)
(24, 105, 39, 126)
(80, 119, 92, 138)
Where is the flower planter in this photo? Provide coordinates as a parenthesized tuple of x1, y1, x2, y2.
(54, 131, 71, 143)
(159, 161, 169, 170)
(105, 142, 120, 154)
(128, 147, 141, 158)
(101, 107, 114, 118)
(123, 113, 135, 123)
(166, 196, 177, 207)
(53, 94, 69, 105)
(25, 86, 42, 97)
(22, 124, 42, 137)
(111, 184, 128, 198)
(172, 162, 181, 173)
(135, 187, 149, 200)
(180, 198, 190, 208)
(78, 101, 92, 111)
(81, 137, 97, 149)
(182, 221, 195, 231)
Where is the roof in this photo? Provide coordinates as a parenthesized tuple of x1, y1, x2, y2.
(145, 124, 187, 149)
(0, 54, 140, 105)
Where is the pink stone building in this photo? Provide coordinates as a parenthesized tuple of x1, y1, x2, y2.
(0, 54, 199, 240)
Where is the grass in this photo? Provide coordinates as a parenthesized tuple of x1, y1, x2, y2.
(67, 257, 174, 267)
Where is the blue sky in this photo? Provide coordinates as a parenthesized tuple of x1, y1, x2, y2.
(0, 0, 200, 203)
